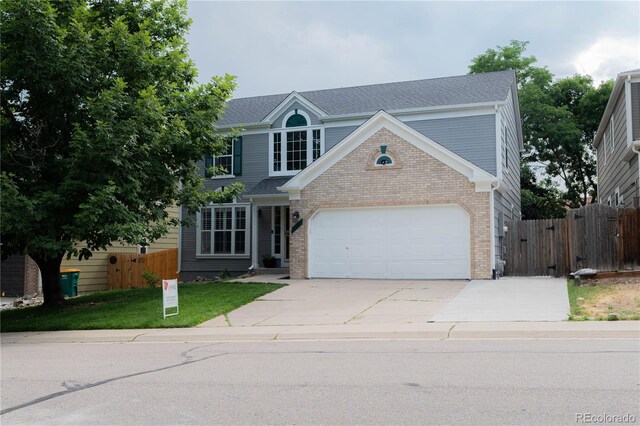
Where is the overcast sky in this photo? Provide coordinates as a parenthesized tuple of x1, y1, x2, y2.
(186, 1, 639, 99)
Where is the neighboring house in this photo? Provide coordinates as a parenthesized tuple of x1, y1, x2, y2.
(1, 206, 180, 296)
(180, 70, 522, 281)
(594, 69, 640, 209)
(61, 205, 180, 293)
(0, 255, 40, 297)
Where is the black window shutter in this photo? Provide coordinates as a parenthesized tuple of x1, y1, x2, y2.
(233, 137, 243, 176)
(204, 154, 213, 178)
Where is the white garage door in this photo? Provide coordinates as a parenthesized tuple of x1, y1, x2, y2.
(308, 205, 470, 279)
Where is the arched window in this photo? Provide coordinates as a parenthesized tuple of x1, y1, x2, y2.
(285, 113, 307, 128)
(375, 155, 393, 166)
(271, 109, 323, 175)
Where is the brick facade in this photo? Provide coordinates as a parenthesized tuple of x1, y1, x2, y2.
(290, 127, 492, 279)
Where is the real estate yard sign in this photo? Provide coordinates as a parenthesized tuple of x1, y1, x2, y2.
(162, 279, 179, 318)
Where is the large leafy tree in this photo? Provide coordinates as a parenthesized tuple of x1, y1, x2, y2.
(469, 40, 613, 217)
(1, 0, 242, 305)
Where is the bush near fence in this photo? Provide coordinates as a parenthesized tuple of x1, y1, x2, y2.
(506, 205, 640, 277)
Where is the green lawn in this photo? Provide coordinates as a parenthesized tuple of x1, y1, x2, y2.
(0, 281, 285, 332)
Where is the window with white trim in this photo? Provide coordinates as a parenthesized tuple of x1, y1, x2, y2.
(205, 137, 242, 178)
(608, 118, 615, 155)
(504, 126, 509, 171)
(215, 139, 233, 176)
(607, 196, 612, 206)
(197, 204, 250, 256)
(270, 109, 324, 176)
(615, 188, 621, 207)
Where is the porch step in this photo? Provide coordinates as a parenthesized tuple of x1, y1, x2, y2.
(254, 267, 290, 275)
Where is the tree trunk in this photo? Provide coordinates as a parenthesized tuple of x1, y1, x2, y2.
(32, 254, 65, 306)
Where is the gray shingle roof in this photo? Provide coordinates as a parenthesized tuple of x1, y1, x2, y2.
(245, 177, 292, 196)
(218, 70, 515, 127)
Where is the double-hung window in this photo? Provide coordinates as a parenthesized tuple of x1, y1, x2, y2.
(503, 126, 509, 171)
(205, 137, 243, 178)
(270, 110, 324, 176)
(197, 204, 250, 257)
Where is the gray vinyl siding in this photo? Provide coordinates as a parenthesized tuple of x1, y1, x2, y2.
(597, 87, 640, 208)
(325, 126, 359, 151)
(494, 91, 522, 270)
(405, 115, 497, 175)
(181, 132, 270, 277)
(199, 133, 270, 194)
(271, 101, 322, 128)
(632, 82, 640, 141)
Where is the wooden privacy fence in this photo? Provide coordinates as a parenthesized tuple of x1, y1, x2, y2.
(566, 204, 620, 273)
(619, 208, 640, 265)
(506, 205, 640, 277)
(107, 248, 178, 290)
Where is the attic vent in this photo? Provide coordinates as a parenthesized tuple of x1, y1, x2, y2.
(375, 155, 393, 166)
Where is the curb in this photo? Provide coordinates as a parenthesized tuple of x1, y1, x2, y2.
(2, 322, 638, 344)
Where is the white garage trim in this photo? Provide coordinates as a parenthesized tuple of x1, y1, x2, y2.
(308, 204, 471, 280)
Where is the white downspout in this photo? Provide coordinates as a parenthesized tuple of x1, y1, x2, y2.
(177, 182, 183, 276)
(490, 180, 501, 279)
(633, 143, 640, 203)
(250, 199, 259, 270)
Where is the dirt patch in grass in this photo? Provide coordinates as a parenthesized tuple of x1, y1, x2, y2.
(569, 277, 640, 320)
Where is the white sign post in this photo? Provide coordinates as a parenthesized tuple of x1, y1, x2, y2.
(162, 279, 179, 318)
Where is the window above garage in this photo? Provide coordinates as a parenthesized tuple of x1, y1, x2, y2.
(270, 109, 325, 177)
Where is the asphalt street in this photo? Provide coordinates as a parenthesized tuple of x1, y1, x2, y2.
(1, 339, 638, 425)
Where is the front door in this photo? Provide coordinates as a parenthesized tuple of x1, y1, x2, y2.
(273, 206, 290, 265)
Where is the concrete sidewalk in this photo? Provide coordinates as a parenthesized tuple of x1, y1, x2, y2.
(432, 277, 570, 322)
(2, 321, 638, 344)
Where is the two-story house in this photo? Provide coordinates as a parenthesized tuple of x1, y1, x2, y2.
(179, 70, 522, 281)
(594, 69, 640, 209)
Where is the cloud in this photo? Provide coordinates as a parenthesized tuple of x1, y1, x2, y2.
(571, 35, 639, 83)
(291, 22, 410, 87)
(186, 2, 640, 97)
(186, 2, 413, 97)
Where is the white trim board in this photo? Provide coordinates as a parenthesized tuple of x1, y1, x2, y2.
(262, 92, 328, 124)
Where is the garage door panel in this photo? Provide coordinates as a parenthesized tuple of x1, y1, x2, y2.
(349, 243, 386, 260)
(350, 262, 386, 279)
(309, 205, 470, 279)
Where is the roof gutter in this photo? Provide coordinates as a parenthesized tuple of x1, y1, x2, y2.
(320, 101, 505, 123)
(216, 122, 271, 132)
(594, 72, 634, 149)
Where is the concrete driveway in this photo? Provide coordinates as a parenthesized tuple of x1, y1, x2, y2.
(199, 277, 467, 327)
(431, 277, 570, 322)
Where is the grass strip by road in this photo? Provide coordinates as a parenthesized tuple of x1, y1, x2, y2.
(568, 279, 640, 321)
(0, 281, 284, 332)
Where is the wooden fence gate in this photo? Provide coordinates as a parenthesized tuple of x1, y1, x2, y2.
(107, 248, 178, 290)
(566, 204, 619, 272)
(504, 219, 567, 277)
(506, 205, 640, 277)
